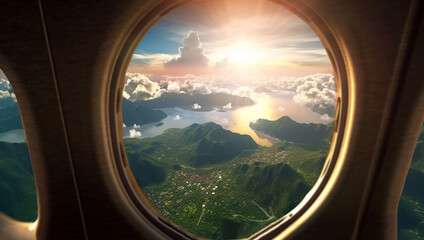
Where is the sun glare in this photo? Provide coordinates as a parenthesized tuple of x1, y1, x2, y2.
(220, 41, 264, 67)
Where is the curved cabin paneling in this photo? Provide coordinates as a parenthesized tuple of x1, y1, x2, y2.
(0, 0, 422, 240)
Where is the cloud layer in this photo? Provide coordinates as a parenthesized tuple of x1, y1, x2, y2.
(123, 72, 337, 117)
(123, 73, 231, 101)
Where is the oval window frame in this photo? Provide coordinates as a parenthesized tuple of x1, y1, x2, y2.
(108, 0, 351, 239)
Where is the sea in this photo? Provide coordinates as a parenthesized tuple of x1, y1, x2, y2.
(123, 91, 332, 146)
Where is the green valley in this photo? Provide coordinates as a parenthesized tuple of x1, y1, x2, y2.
(124, 120, 330, 239)
(0, 141, 37, 222)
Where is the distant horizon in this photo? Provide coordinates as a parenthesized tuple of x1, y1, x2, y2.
(128, 0, 332, 77)
(123, 0, 336, 129)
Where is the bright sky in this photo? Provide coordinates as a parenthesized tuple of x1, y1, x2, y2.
(128, 0, 332, 77)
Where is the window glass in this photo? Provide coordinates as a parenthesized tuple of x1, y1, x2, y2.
(122, 1, 336, 238)
(398, 122, 424, 240)
(0, 69, 37, 222)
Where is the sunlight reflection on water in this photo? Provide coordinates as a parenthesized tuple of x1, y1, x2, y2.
(124, 92, 332, 146)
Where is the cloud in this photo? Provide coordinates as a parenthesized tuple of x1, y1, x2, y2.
(131, 53, 177, 67)
(122, 72, 336, 119)
(0, 76, 16, 105)
(192, 82, 212, 95)
(129, 129, 142, 138)
(278, 106, 285, 112)
(223, 103, 232, 110)
(0, 77, 12, 91)
(210, 86, 230, 94)
(220, 118, 229, 126)
(214, 58, 230, 71)
(123, 123, 127, 128)
(0, 90, 15, 99)
(173, 115, 182, 120)
(124, 73, 164, 101)
(320, 114, 333, 121)
(166, 81, 181, 93)
(292, 73, 336, 116)
(164, 77, 213, 95)
(232, 86, 255, 98)
(133, 124, 141, 128)
(192, 103, 202, 109)
(124, 73, 233, 101)
(163, 31, 209, 71)
(122, 91, 130, 99)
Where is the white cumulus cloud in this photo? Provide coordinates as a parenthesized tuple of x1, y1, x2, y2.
(166, 81, 181, 93)
(0, 77, 12, 91)
(124, 73, 163, 101)
(124, 73, 235, 101)
(0, 90, 15, 99)
(0, 76, 16, 105)
(173, 115, 182, 120)
(223, 103, 232, 110)
(129, 129, 142, 138)
(192, 103, 202, 110)
(292, 73, 336, 116)
(133, 124, 141, 128)
(320, 113, 333, 121)
(232, 86, 254, 98)
(192, 82, 212, 95)
(278, 106, 285, 112)
(122, 91, 130, 99)
(163, 31, 209, 70)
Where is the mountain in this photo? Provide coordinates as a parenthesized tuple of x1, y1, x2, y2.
(233, 163, 310, 217)
(125, 122, 258, 168)
(0, 103, 23, 133)
(0, 141, 37, 222)
(135, 92, 255, 111)
(398, 123, 424, 240)
(250, 116, 333, 148)
(121, 98, 167, 125)
(268, 142, 328, 185)
(122, 122, 320, 239)
(204, 163, 311, 239)
(124, 148, 166, 188)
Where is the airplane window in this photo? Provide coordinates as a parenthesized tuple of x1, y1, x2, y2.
(398, 121, 424, 240)
(121, 1, 336, 238)
(0, 69, 37, 222)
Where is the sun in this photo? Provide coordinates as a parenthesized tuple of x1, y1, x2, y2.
(221, 41, 262, 67)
